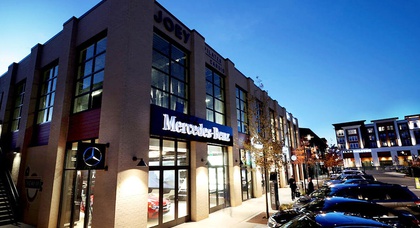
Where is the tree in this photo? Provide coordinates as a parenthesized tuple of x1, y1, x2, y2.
(323, 146, 343, 173)
(243, 90, 284, 219)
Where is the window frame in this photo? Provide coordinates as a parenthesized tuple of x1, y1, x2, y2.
(72, 35, 107, 114)
(151, 32, 189, 114)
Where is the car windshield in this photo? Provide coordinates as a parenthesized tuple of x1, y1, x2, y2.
(281, 212, 319, 227)
(303, 198, 325, 211)
(310, 187, 330, 199)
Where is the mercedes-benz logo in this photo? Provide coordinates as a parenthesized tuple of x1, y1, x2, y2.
(83, 147, 103, 167)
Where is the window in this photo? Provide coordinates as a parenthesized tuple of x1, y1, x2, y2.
(205, 67, 225, 125)
(348, 136, 358, 142)
(270, 109, 276, 141)
(73, 36, 107, 113)
(151, 33, 188, 114)
(336, 130, 344, 136)
(11, 82, 26, 131)
(349, 143, 360, 149)
(236, 87, 248, 133)
(37, 65, 58, 124)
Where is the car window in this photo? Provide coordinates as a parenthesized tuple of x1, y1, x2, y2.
(387, 187, 416, 200)
(331, 187, 360, 199)
(360, 187, 388, 200)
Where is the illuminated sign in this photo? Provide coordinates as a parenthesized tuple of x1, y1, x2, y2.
(151, 105, 233, 146)
(76, 143, 108, 170)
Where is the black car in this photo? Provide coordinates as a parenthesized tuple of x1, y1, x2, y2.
(268, 197, 420, 227)
(294, 183, 420, 218)
(278, 211, 393, 228)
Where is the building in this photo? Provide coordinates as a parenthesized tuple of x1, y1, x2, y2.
(295, 128, 327, 184)
(0, 0, 301, 227)
(333, 115, 420, 169)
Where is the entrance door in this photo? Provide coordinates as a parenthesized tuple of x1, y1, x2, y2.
(207, 145, 229, 213)
(59, 143, 96, 228)
(147, 138, 190, 228)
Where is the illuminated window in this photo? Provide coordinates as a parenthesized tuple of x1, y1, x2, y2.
(205, 67, 225, 124)
(236, 87, 248, 133)
(73, 36, 107, 113)
(11, 82, 26, 131)
(151, 33, 189, 114)
(37, 64, 58, 124)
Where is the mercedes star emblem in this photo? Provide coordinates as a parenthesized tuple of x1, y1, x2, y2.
(83, 147, 103, 167)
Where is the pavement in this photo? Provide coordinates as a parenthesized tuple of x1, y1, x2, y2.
(174, 178, 325, 228)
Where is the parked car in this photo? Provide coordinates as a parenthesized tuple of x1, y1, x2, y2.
(148, 194, 171, 219)
(268, 197, 420, 227)
(324, 169, 366, 186)
(341, 178, 382, 185)
(325, 174, 377, 186)
(295, 183, 420, 218)
(278, 211, 393, 228)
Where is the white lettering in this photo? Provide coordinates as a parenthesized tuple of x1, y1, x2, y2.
(162, 114, 230, 142)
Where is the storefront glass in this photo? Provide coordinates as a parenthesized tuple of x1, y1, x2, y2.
(59, 142, 96, 228)
(208, 145, 229, 212)
(240, 149, 253, 200)
(148, 138, 189, 228)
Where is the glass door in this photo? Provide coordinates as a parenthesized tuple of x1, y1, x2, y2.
(58, 142, 96, 228)
(207, 145, 229, 213)
(147, 138, 190, 228)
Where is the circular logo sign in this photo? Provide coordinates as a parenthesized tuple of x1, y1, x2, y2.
(291, 155, 297, 161)
(83, 147, 103, 167)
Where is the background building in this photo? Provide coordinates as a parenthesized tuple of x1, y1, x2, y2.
(333, 115, 420, 169)
(0, 0, 300, 227)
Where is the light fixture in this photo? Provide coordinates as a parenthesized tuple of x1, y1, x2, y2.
(132, 156, 147, 167)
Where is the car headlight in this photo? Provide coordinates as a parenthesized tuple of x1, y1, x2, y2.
(267, 216, 280, 228)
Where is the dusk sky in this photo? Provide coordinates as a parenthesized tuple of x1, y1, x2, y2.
(1, 0, 419, 145)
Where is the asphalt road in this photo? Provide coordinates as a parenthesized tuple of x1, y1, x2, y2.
(364, 169, 420, 197)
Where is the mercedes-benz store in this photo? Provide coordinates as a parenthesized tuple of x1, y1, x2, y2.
(0, 0, 300, 227)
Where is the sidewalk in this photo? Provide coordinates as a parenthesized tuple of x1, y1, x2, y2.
(174, 177, 326, 228)
(174, 187, 295, 228)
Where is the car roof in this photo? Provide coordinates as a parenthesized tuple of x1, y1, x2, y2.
(315, 212, 393, 227)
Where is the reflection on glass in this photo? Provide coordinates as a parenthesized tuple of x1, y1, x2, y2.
(163, 170, 175, 223)
(147, 170, 160, 228)
(149, 138, 160, 166)
(217, 167, 225, 205)
(162, 140, 175, 166)
(209, 167, 217, 208)
(177, 142, 188, 166)
(178, 169, 188, 217)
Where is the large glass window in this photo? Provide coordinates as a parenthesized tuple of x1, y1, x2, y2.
(73, 36, 107, 113)
(148, 138, 189, 227)
(37, 65, 58, 124)
(236, 87, 248, 133)
(205, 67, 225, 125)
(208, 145, 229, 212)
(151, 33, 189, 114)
(59, 140, 98, 228)
(11, 81, 26, 131)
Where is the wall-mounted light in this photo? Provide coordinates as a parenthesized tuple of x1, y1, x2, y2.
(132, 156, 147, 167)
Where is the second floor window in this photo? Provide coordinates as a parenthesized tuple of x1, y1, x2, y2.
(11, 82, 26, 131)
(37, 65, 58, 124)
(151, 33, 189, 114)
(205, 67, 225, 125)
(73, 36, 107, 113)
(236, 87, 248, 133)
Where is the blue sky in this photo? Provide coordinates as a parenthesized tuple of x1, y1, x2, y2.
(1, 0, 419, 145)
